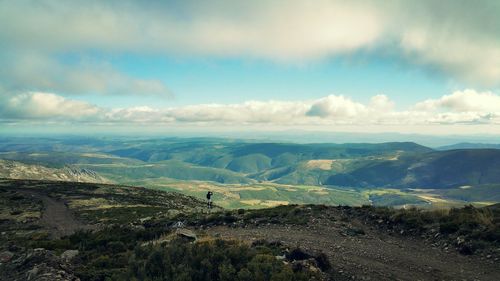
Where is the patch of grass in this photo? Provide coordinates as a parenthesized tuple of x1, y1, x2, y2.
(78, 206, 168, 224)
(169, 205, 320, 227)
(243, 205, 310, 225)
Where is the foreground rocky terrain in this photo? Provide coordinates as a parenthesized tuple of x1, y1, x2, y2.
(208, 211, 500, 280)
(0, 179, 498, 280)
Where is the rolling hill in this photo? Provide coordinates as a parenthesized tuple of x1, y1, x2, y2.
(76, 159, 254, 184)
(108, 140, 432, 173)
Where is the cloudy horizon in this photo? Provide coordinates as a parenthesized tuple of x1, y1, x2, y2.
(1, 0, 499, 135)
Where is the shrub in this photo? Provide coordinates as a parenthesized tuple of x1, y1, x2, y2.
(126, 239, 318, 281)
(287, 248, 311, 261)
(439, 222, 460, 234)
(315, 253, 331, 271)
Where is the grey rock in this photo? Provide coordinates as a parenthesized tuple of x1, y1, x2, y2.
(176, 228, 197, 241)
(60, 250, 79, 262)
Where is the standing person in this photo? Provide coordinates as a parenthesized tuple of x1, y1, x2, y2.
(206, 191, 213, 210)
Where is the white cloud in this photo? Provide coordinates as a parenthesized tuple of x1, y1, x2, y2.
(369, 95, 395, 111)
(0, 53, 170, 96)
(0, 0, 499, 88)
(426, 112, 495, 124)
(395, 1, 500, 85)
(142, 90, 500, 126)
(2, 90, 500, 127)
(166, 100, 311, 124)
(307, 95, 367, 118)
(1, 92, 100, 120)
(0, 0, 383, 60)
(414, 89, 500, 112)
(105, 106, 173, 123)
(400, 28, 500, 85)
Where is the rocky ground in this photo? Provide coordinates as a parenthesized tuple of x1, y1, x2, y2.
(0, 179, 499, 281)
(0, 179, 209, 280)
(207, 218, 499, 280)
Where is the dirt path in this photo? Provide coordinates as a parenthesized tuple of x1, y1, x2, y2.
(21, 190, 90, 238)
(208, 223, 500, 281)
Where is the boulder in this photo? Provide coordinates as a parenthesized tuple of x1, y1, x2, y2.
(60, 250, 79, 262)
(2, 248, 80, 281)
(176, 228, 197, 242)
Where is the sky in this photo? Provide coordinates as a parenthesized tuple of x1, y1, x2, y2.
(1, 0, 500, 136)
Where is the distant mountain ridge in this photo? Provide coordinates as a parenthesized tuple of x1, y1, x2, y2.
(109, 141, 432, 174)
(437, 143, 500, 150)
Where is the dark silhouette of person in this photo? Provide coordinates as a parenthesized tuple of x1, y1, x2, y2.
(206, 191, 213, 209)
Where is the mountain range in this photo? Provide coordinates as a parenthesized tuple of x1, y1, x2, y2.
(0, 136, 499, 208)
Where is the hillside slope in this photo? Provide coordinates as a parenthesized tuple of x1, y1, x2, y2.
(0, 159, 110, 183)
(325, 149, 500, 188)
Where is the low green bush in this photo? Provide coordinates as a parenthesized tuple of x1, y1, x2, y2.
(126, 239, 317, 281)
